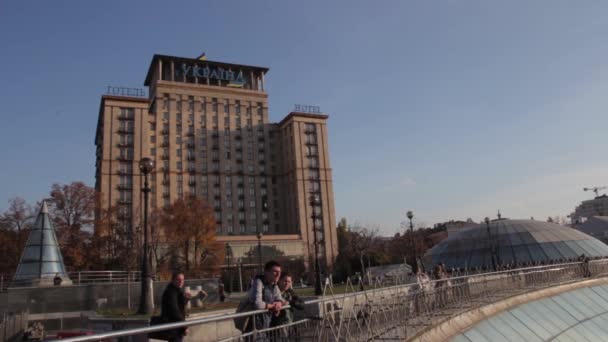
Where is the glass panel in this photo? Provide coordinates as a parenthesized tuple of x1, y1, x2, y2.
(539, 242, 565, 261)
(540, 298, 577, 326)
(27, 231, 42, 245)
(509, 232, 524, 245)
(512, 245, 531, 264)
(486, 314, 529, 341)
(563, 291, 603, 316)
(526, 244, 548, 262)
(521, 301, 563, 336)
(511, 307, 553, 340)
(22, 246, 41, 261)
(42, 229, 58, 245)
(498, 312, 543, 342)
(564, 241, 586, 257)
(553, 241, 575, 260)
(498, 245, 515, 265)
(14, 263, 39, 279)
(558, 329, 591, 342)
(41, 262, 63, 275)
(550, 297, 586, 321)
(463, 328, 491, 342)
(451, 335, 472, 342)
(42, 247, 61, 261)
(473, 321, 510, 342)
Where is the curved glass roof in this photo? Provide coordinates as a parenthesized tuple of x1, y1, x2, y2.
(451, 283, 608, 341)
(423, 219, 608, 270)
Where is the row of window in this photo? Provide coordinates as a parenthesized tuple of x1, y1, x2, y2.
(161, 96, 264, 116)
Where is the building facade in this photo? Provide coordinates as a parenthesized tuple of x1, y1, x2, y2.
(570, 195, 608, 224)
(95, 54, 337, 269)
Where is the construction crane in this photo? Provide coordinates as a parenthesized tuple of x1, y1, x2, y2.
(583, 186, 607, 198)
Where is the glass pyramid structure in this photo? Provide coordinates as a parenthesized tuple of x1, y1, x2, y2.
(12, 201, 72, 287)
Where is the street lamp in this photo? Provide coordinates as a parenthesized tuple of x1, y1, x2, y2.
(485, 217, 497, 271)
(256, 231, 263, 274)
(225, 243, 232, 293)
(310, 194, 323, 296)
(138, 157, 154, 315)
(406, 211, 418, 274)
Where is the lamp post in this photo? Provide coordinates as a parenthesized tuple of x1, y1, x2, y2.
(256, 231, 263, 274)
(485, 217, 497, 271)
(407, 211, 417, 274)
(225, 243, 232, 293)
(138, 157, 154, 315)
(311, 194, 323, 296)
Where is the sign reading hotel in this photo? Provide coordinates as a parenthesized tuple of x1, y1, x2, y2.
(294, 104, 321, 114)
(177, 63, 247, 88)
(106, 86, 147, 97)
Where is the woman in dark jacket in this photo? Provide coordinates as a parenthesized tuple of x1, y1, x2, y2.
(272, 272, 304, 327)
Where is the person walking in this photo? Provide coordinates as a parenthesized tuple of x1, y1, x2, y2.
(160, 271, 192, 342)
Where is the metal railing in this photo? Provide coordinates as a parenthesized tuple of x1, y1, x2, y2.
(46, 260, 608, 342)
(1, 271, 141, 291)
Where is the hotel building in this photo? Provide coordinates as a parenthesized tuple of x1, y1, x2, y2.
(95, 54, 337, 270)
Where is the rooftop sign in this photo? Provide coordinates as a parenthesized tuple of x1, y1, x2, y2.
(106, 86, 147, 97)
(178, 63, 246, 88)
(294, 104, 321, 114)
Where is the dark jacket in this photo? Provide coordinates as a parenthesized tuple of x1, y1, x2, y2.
(271, 288, 304, 326)
(161, 283, 187, 336)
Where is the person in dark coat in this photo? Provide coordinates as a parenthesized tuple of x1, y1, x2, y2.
(160, 271, 192, 342)
(272, 272, 304, 326)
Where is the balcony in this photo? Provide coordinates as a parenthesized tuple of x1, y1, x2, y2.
(186, 131, 195, 137)
(235, 135, 242, 140)
(160, 142, 169, 147)
(188, 168, 196, 174)
(160, 155, 169, 160)
(187, 155, 196, 161)
(188, 181, 196, 186)
(117, 142, 133, 148)
(116, 155, 133, 161)
(212, 144, 219, 150)
(118, 115, 134, 121)
(187, 142, 195, 149)
(162, 180, 169, 185)
(117, 128, 133, 134)
(305, 140, 317, 145)
(162, 193, 170, 198)
(118, 199, 132, 205)
(116, 184, 132, 190)
(258, 137, 265, 142)
(161, 129, 169, 135)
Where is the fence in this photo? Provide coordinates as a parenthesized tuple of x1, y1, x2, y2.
(0, 311, 27, 342)
(1, 271, 141, 291)
(45, 259, 608, 342)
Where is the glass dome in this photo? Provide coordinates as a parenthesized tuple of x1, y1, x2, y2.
(422, 219, 608, 270)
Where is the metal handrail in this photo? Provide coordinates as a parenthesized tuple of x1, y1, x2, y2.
(45, 260, 608, 342)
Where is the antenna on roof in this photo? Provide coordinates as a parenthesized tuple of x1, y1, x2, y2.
(497, 210, 502, 220)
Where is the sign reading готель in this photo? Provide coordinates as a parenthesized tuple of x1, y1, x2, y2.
(106, 86, 147, 97)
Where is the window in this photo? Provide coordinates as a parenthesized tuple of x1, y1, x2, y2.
(150, 135, 156, 143)
(176, 148, 182, 157)
(176, 113, 182, 122)
(177, 161, 182, 170)
(240, 224, 246, 233)
(249, 200, 256, 208)
(163, 112, 169, 120)
(224, 99, 229, 113)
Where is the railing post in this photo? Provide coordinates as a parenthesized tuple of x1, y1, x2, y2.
(78, 272, 81, 284)
(238, 263, 243, 293)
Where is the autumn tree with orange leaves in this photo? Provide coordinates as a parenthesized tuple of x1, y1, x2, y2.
(47, 181, 97, 270)
(156, 197, 221, 277)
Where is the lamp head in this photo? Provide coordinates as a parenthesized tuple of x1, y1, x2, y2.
(406, 211, 414, 220)
(139, 158, 155, 174)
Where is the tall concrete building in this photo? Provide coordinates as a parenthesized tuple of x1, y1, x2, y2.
(95, 54, 337, 270)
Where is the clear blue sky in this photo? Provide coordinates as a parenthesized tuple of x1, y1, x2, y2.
(2, 1, 608, 236)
